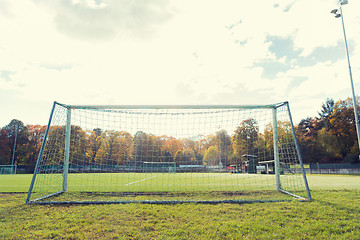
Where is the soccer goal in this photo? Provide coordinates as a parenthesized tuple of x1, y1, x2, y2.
(142, 162, 177, 173)
(26, 101, 311, 204)
(0, 165, 17, 174)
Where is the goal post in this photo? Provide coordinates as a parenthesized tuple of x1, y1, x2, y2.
(63, 108, 71, 192)
(26, 101, 311, 204)
(272, 107, 281, 191)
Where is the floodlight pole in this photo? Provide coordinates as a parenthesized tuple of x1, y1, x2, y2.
(11, 125, 18, 167)
(333, 1, 360, 156)
(217, 126, 223, 168)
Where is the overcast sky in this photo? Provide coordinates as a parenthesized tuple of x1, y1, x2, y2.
(1, 0, 360, 127)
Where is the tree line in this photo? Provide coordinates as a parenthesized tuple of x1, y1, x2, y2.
(297, 97, 360, 164)
(0, 119, 290, 169)
(1, 97, 359, 169)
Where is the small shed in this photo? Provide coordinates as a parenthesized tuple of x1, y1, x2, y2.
(243, 154, 258, 174)
(258, 160, 275, 174)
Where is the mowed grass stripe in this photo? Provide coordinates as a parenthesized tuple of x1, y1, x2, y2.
(0, 172, 280, 192)
(1, 172, 289, 196)
(65, 173, 278, 192)
(0, 174, 33, 192)
(125, 175, 158, 185)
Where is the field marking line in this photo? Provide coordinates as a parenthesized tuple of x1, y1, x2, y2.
(125, 175, 158, 186)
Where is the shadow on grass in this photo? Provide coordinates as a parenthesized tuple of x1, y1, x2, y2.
(311, 190, 360, 215)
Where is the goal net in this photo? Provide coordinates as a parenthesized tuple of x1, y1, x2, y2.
(26, 101, 311, 204)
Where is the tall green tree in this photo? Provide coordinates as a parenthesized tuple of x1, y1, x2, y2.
(318, 98, 335, 130)
(3, 119, 29, 165)
(232, 119, 259, 162)
(133, 131, 158, 163)
(87, 128, 103, 164)
(216, 129, 232, 165)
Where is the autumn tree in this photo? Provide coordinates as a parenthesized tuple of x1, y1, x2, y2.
(69, 125, 88, 165)
(172, 149, 196, 164)
(87, 128, 103, 164)
(99, 130, 134, 165)
(317, 128, 341, 160)
(173, 150, 183, 164)
(0, 129, 10, 164)
(181, 138, 203, 164)
(201, 134, 218, 150)
(328, 97, 360, 161)
(26, 125, 46, 166)
(203, 146, 219, 166)
(160, 136, 182, 160)
(294, 97, 360, 163)
(43, 126, 65, 165)
(171, 139, 197, 165)
(264, 120, 295, 162)
(296, 117, 330, 163)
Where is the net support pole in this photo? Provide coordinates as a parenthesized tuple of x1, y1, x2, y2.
(286, 102, 311, 200)
(272, 107, 281, 191)
(62, 108, 71, 192)
(26, 101, 57, 203)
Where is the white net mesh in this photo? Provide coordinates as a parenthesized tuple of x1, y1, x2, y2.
(27, 102, 310, 203)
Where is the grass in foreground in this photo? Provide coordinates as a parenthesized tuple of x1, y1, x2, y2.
(1, 190, 359, 239)
(0, 174, 359, 239)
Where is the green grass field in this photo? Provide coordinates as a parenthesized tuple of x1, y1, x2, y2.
(0, 174, 359, 239)
(2, 172, 310, 203)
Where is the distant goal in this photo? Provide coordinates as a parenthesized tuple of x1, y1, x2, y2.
(0, 165, 17, 174)
(26, 101, 311, 204)
(142, 162, 176, 173)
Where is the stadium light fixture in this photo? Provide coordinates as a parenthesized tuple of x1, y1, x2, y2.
(331, 0, 360, 159)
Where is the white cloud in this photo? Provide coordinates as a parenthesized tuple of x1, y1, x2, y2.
(34, 0, 174, 40)
(0, 0, 360, 126)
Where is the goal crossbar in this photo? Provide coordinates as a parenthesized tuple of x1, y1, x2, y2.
(56, 101, 288, 110)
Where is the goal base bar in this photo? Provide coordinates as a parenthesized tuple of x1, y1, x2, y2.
(278, 189, 310, 201)
(26, 190, 65, 204)
(26, 190, 310, 205)
(27, 199, 297, 205)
